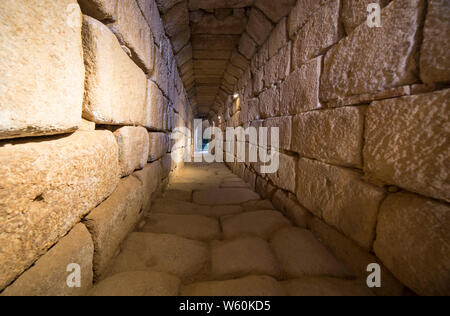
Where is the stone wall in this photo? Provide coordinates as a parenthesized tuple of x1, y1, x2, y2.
(0, 0, 193, 295)
(220, 0, 449, 296)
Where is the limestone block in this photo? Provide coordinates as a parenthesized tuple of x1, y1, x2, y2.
(133, 162, 162, 213)
(182, 276, 285, 296)
(162, 2, 189, 37)
(258, 86, 280, 119)
(420, 0, 450, 84)
(268, 18, 288, 58)
(374, 192, 450, 296)
(280, 56, 321, 115)
(238, 33, 258, 60)
(296, 158, 385, 250)
(292, 0, 341, 68)
(109, 0, 155, 74)
(0, 0, 84, 140)
(193, 188, 260, 205)
(246, 8, 273, 46)
(90, 271, 180, 296)
(254, 0, 296, 23)
(288, 0, 327, 38)
(78, 0, 117, 21)
(266, 153, 296, 193)
(263, 43, 291, 88)
(148, 132, 168, 162)
(82, 15, 147, 126)
(113, 126, 149, 177)
(320, 0, 425, 101)
(272, 190, 311, 228)
(84, 176, 143, 279)
(0, 131, 119, 290)
(364, 89, 450, 202)
(341, 0, 390, 34)
(1, 224, 93, 296)
(292, 106, 366, 168)
(146, 80, 167, 131)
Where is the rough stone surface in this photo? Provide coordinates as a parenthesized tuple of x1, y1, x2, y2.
(270, 227, 353, 279)
(109, 0, 155, 74)
(189, 0, 253, 10)
(266, 153, 296, 193)
(280, 57, 321, 115)
(246, 8, 273, 46)
(84, 176, 143, 280)
(211, 237, 281, 279)
(146, 80, 167, 131)
(133, 162, 162, 213)
(78, 0, 117, 21)
(193, 188, 260, 205)
(263, 116, 292, 151)
(420, 0, 450, 84)
(109, 232, 209, 282)
(374, 192, 450, 296)
(90, 271, 180, 296)
(287, 0, 326, 38)
(82, 15, 147, 126)
(142, 213, 221, 241)
(320, 0, 424, 101)
(272, 191, 311, 228)
(0, 131, 119, 290)
(148, 132, 168, 162)
(310, 217, 406, 296)
(364, 89, 450, 202)
(222, 210, 291, 240)
(341, 0, 390, 34)
(296, 158, 385, 250)
(292, 0, 341, 68)
(1, 224, 93, 296)
(292, 106, 366, 168)
(282, 277, 374, 296)
(182, 276, 286, 296)
(0, 0, 84, 140)
(239, 33, 258, 60)
(114, 126, 149, 177)
(258, 86, 280, 118)
(254, 0, 296, 23)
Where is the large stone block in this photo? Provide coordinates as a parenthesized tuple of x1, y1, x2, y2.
(238, 32, 258, 60)
(292, 0, 341, 68)
(1, 224, 93, 296)
(84, 176, 143, 280)
(320, 0, 425, 101)
(267, 153, 296, 193)
(246, 8, 273, 46)
(133, 162, 162, 213)
(114, 126, 149, 177)
(148, 132, 168, 162)
(82, 15, 147, 126)
(296, 158, 385, 250)
(0, 0, 84, 140)
(254, 0, 296, 23)
(263, 116, 292, 151)
(109, 0, 155, 74)
(0, 131, 119, 290)
(292, 106, 365, 168)
(162, 2, 189, 37)
(263, 43, 291, 88)
(374, 192, 450, 296)
(268, 18, 288, 58)
(420, 0, 450, 84)
(146, 80, 167, 131)
(258, 86, 280, 119)
(287, 0, 326, 38)
(364, 89, 450, 202)
(280, 56, 321, 115)
(78, 0, 117, 21)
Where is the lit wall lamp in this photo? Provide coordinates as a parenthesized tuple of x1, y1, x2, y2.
(233, 93, 239, 100)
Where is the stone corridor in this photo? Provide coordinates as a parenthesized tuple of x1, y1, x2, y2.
(89, 163, 373, 296)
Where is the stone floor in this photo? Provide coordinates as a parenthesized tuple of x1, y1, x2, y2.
(89, 163, 374, 296)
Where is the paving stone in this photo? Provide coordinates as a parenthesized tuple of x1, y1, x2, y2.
(151, 198, 212, 215)
(182, 276, 286, 296)
(90, 271, 180, 296)
(270, 227, 353, 279)
(193, 188, 260, 205)
(163, 189, 192, 202)
(282, 277, 374, 296)
(222, 211, 291, 240)
(109, 232, 209, 282)
(241, 200, 275, 211)
(142, 214, 221, 241)
(211, 237, 281, 279)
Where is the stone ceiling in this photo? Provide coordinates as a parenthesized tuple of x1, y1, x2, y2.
(155, 0, 297, 118)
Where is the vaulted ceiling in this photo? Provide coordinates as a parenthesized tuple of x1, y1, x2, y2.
(155, 0, 297, 118)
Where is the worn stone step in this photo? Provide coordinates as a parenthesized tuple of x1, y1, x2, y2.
(193, 188, 261, 205)
(270, 227, 353, 279)
(142, 213, 221, 241)
(182, 276, 286, 296)
(211, 237, 281, 279)
(108, 232, 209, 282)
(221, 210, 292, 240)
(281, 277, 374, 296)
(90, 271, 180, 296)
